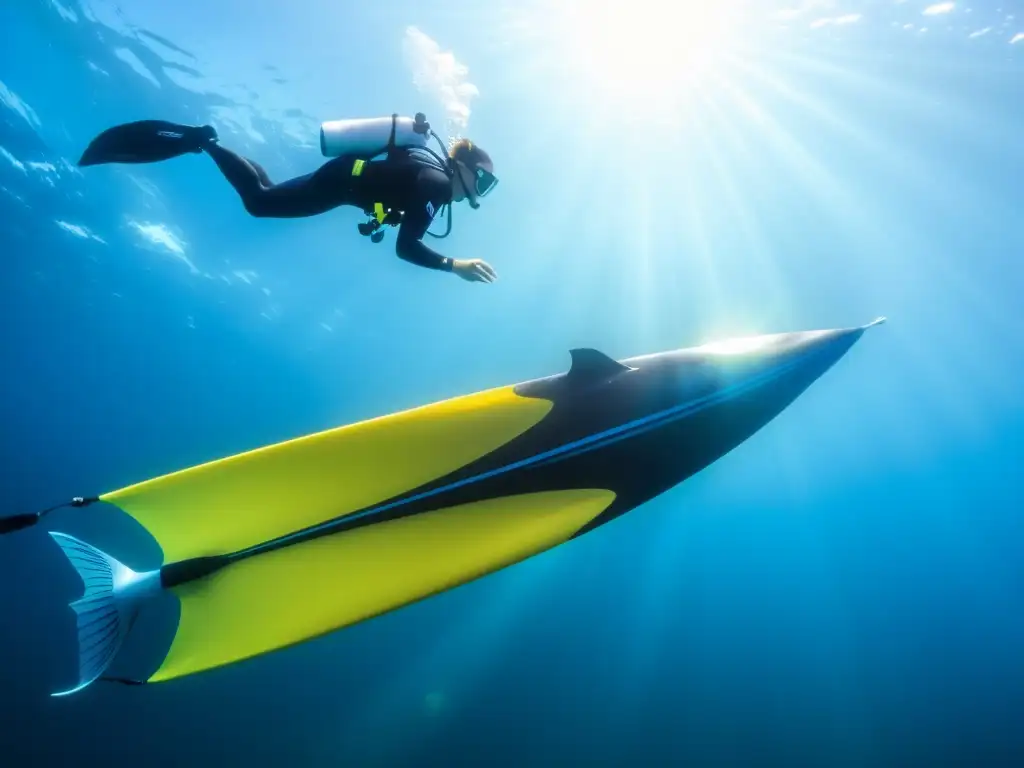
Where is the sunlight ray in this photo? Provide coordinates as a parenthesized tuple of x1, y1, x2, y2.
(727, 55, 885, 151)
(723, 53, 1007, 248)
(689, 97, 793, 322)
(687, 75, 845, 491)
(770, 46, 1024, 165)
(732, 55, 1024, 371)
(680, 58, 1019, 451)
(707, 71, 877, 238)
(626, 183, 661, 346)
(678, 168, 729, 324)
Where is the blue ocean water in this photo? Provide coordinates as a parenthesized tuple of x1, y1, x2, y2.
(2, 0, 1023, 764)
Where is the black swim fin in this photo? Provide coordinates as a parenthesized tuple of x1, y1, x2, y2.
(78, 120, 218, 167)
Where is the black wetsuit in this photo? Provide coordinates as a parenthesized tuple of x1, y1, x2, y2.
(205, 143, 455, 271)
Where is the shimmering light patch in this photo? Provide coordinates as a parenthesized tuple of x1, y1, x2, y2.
(0, 146, 26, 173)
(210, 106, 266, 145)
(695, 334, 773, 356)
(127, 174, 161, 201)
(55, 221, 106, 244)
(27, 162, 59, 187)
(127, 220, 198, 273)
(232, 270, 258, 285)
(113, 48, 161, 88)
(969, 27, 992, 38)
(134, 30, 197, 71)
(50, 0, 77, 22)
(1, 186, 26, 205)
(923, 2, 955, 15)
(811, 13, 862, 28)
(773, 0, 839, 20)
(0, 80, 41, 128)
(1012, 33, 1024, 44)
(161, 67, 209, 95)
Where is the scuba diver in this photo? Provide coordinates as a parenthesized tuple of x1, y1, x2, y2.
(77, 114, 499, 283)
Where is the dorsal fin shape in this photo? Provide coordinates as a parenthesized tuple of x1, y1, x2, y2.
(566, 348, 634, 382)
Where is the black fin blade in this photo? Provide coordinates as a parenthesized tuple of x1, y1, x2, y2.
(78, 120, 207, 166)
(566, 348, 633, 383)
(0, 513, 40, 534)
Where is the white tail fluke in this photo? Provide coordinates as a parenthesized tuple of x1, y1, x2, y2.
(48, 532, 161, 697)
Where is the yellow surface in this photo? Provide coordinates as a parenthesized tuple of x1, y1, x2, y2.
(100, 386, 552, 562)
(149, 488, 616, 683)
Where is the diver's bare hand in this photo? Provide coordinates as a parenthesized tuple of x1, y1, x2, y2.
(452, 258, 497, 283)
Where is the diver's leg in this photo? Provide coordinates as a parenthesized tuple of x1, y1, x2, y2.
(245, 158, 273, 187)
(203, 142, 273, 214)
(205, 145, 354, 218)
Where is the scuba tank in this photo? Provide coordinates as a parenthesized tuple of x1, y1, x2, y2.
(319, 115, 429, 158)
(322, 113, 458, 245)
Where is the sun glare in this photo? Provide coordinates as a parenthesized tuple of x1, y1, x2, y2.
(695, 333, 773, 356)
(551, 0, 755, 109)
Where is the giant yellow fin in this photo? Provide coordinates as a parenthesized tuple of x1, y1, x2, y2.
(148, 488, 615, 683)
(99, 387, 552, 563)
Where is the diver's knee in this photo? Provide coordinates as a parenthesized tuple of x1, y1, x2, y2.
(242, 197, 270, 218)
